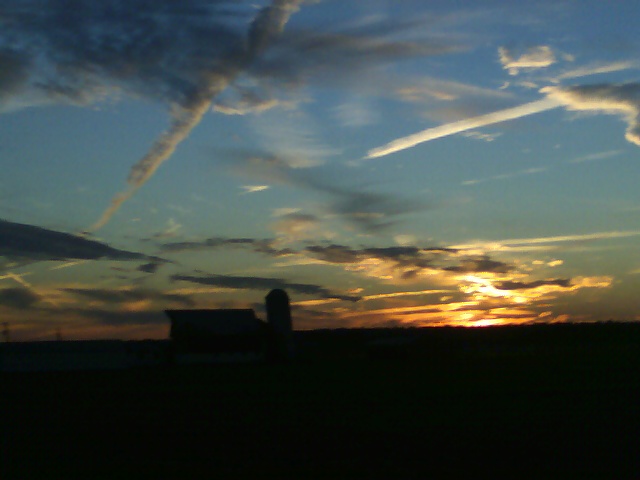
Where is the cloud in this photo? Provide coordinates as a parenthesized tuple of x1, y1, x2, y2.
(0, 287, 40, 309)
(567, 149, 623, 164)
(498, 46, 556, 75)
(366, 98, 561, 159)
(159, 236, 293, 257)
(494, 278, 571, 291)
(226, 151, 423, 231)
(240, 185, 270, 194)
(462, 166, 546, 186)
(396, 77, 513, 104)
(542, 83, 640, 146)
(152, 218, 182, 239)
(248, 14, 462, 89)
(64, 287, 194, 307)
(213, 87, 286, 116)
(302, 243, 512, 282)
(0, 0, 304, 231)
(444, 256, 513, 274)
(171, 273, 360, 302)
(0, 218, 162, 264)
(555, 61, 637, 82)
(452, 229, 640, 251)
(270, 212, 321, 238)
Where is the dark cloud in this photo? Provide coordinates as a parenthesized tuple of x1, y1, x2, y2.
(494, 279, 571, 291)
(306, 243, 471, 273)
(159, 236, 293, 256)
(247, 13, 462, 89)
(306, 244, 360, 264)
(0, 287, 40, 309)
(0, 0, 252, 107)
(0, 218, 161, 264)
(326, 188, 424, 233)
(0, 1, 304, 230)
(171, 273, 360, 302)
(64, 287, 194, 307)
(137, 261, 164, 274)
(160, 237, 256, 253)
(444, 255, 513, 274)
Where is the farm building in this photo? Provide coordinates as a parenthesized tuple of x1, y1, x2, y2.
(166, 288, 295, 364)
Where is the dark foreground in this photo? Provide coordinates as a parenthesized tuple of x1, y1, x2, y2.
(2, 323, 640, 479)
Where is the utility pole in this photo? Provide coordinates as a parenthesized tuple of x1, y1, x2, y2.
(2, 322, 9, 343)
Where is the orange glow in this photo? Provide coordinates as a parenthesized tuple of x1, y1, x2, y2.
(465, 318, 508, 327)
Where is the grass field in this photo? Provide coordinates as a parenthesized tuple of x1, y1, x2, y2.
(2, 324, 640, 479)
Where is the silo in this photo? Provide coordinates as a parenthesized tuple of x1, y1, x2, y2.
(265, 289, 294, 360)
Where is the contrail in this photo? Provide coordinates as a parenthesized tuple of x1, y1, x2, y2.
(366, 98, 561, 159)
(88, 0, 302, 233)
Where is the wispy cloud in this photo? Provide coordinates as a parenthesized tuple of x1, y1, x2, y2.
(555, 61, 637, 81)
(159, 236, 293, 257)
(451, 229, 640, 251)
(64, 287, 194, 308)
(240, 185, 270, 194)
(567, 149, 623, 164)
(226, 151, 424, 231)
(462, 166, 546, 186)
(498, 46, 556, 75)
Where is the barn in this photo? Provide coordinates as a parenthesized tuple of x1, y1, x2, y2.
(166, 309, 268, 364)
(166, 289, 295, 364)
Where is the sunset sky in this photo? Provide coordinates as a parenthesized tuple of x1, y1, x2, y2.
(2, 0, 640, 340)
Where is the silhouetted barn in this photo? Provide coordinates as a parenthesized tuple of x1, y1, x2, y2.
(166, 290, 295, 364)
(166, 309, 269, 364)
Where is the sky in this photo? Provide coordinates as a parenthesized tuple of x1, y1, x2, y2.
(1, 0, 640, 340)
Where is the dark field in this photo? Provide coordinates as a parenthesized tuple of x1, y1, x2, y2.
(3, 323, 640, 479)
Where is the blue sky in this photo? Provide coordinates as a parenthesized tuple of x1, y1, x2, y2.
(1, 0, 640, 340)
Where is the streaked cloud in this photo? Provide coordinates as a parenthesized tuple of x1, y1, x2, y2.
(366, 98, 561, 159)
(64, 287, 194, 308)
(568, 149, 623, 164)
(462, 166, 546, 186)
(159, 236, 292, 257)
(0, 218, 163, 265)
(171, 272, 360, 302)
(451, 230, 640, 251)
(555, 61, 637, 81)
